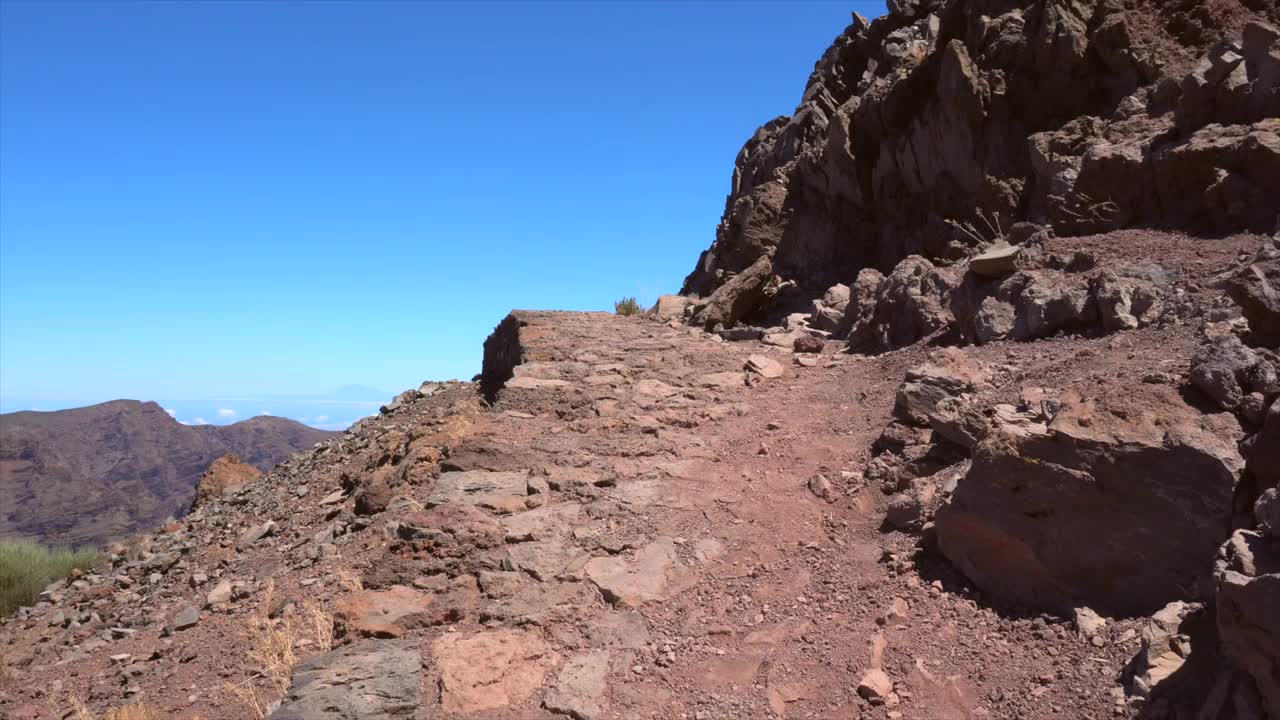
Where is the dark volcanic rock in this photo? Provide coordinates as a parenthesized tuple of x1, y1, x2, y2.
(681, 2, 1280, 326)
(1215, 531, 1280, 717)
(1226, 239, 1280, 348)
(268, 639, 421, 719)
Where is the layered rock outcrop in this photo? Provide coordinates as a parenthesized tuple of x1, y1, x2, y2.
(681, 0, 1280, 328)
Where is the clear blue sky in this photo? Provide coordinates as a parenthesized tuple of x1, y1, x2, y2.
(1, 0, 878, 424)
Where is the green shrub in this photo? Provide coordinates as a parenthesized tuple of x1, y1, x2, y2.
(0, 540, 99, 616)
(614, 297, 644, 316)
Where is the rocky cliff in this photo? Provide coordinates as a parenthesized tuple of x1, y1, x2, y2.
(681, 0, 1279, 330)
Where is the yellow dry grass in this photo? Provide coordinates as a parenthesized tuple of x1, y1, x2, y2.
(0, 647, 14, 690)
(225, 580, 335, 718)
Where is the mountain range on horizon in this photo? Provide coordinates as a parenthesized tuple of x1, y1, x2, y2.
(0, 399, 337, 547)
(0, 384, 397, 432)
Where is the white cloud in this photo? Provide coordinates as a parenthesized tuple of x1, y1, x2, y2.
(216, 408, 237, 418)
(258, 410, 272, 416)
(164, 408, 177, 417)
(182, 417, 209, 426)
(313, 415, 329, 423)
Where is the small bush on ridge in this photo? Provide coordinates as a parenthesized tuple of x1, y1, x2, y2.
(614, 297, 644, 316)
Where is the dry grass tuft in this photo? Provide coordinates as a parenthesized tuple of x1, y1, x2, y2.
(0, 647, 14, 690)
(614, 296, 644, 316)
(227, 580, 335, 717)
(223, 681, 268, 720)
(245, 581, 334, 690)
(946, 208, 1005, 246)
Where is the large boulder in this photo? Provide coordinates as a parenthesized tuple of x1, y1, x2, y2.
(651, 295, 690, 320)
(1188, 334, 1280, 412)
(1227, 240, 1280, 348)
(952, 258, 1178, 345)
(936, 385, 1244, 615)
(688, 255, 774, 329)
(848, 256, 959, 353)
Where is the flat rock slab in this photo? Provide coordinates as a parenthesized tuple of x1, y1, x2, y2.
(507, 376, 572, 390)
(268, 639, 420, 719)
(503, 503, 582, 542)
(585, 537, 690, 608)
(632, 378, 681, 398)
(508, 538, 587, 581)
(746, 355, 784, 378)
(584, 611, 652, 649)
(432, 629, 561, 714)
(697, 371, 745, 389)
(692, 653, 766, 689)
(336, 586, 435, 638)
(544, 650, 611, 720)
(968, 244, 1020, 277)
(427, 470, 529, 514)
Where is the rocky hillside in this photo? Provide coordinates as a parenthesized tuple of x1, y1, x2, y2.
(0, 401, 336, 546)
(1, 2, 1278, 720)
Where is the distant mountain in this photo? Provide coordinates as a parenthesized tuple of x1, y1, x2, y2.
(0, 400, 338, 546)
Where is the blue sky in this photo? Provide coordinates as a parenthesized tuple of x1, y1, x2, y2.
(1, 0, 879, 427)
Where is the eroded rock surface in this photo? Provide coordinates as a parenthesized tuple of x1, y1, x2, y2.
(268, 640, 419, 720)
(937, 385, 1244, 616)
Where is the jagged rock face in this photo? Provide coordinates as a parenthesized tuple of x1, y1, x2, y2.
(682, 0, 1280, 324)
(1227, 238, 1280, 348)
(936, 385, 1244, 616)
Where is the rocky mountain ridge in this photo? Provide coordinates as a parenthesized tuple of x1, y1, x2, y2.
(0, 401, 337, 547)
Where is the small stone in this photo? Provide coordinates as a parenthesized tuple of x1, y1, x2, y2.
(857, 669, 894, 704)
(205, 580, 233, 606)
(969, 244, 1021, 277)
(169, 606, 199, 632)
(808, 474, 833, 502)
(238, 520, 276, 549)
